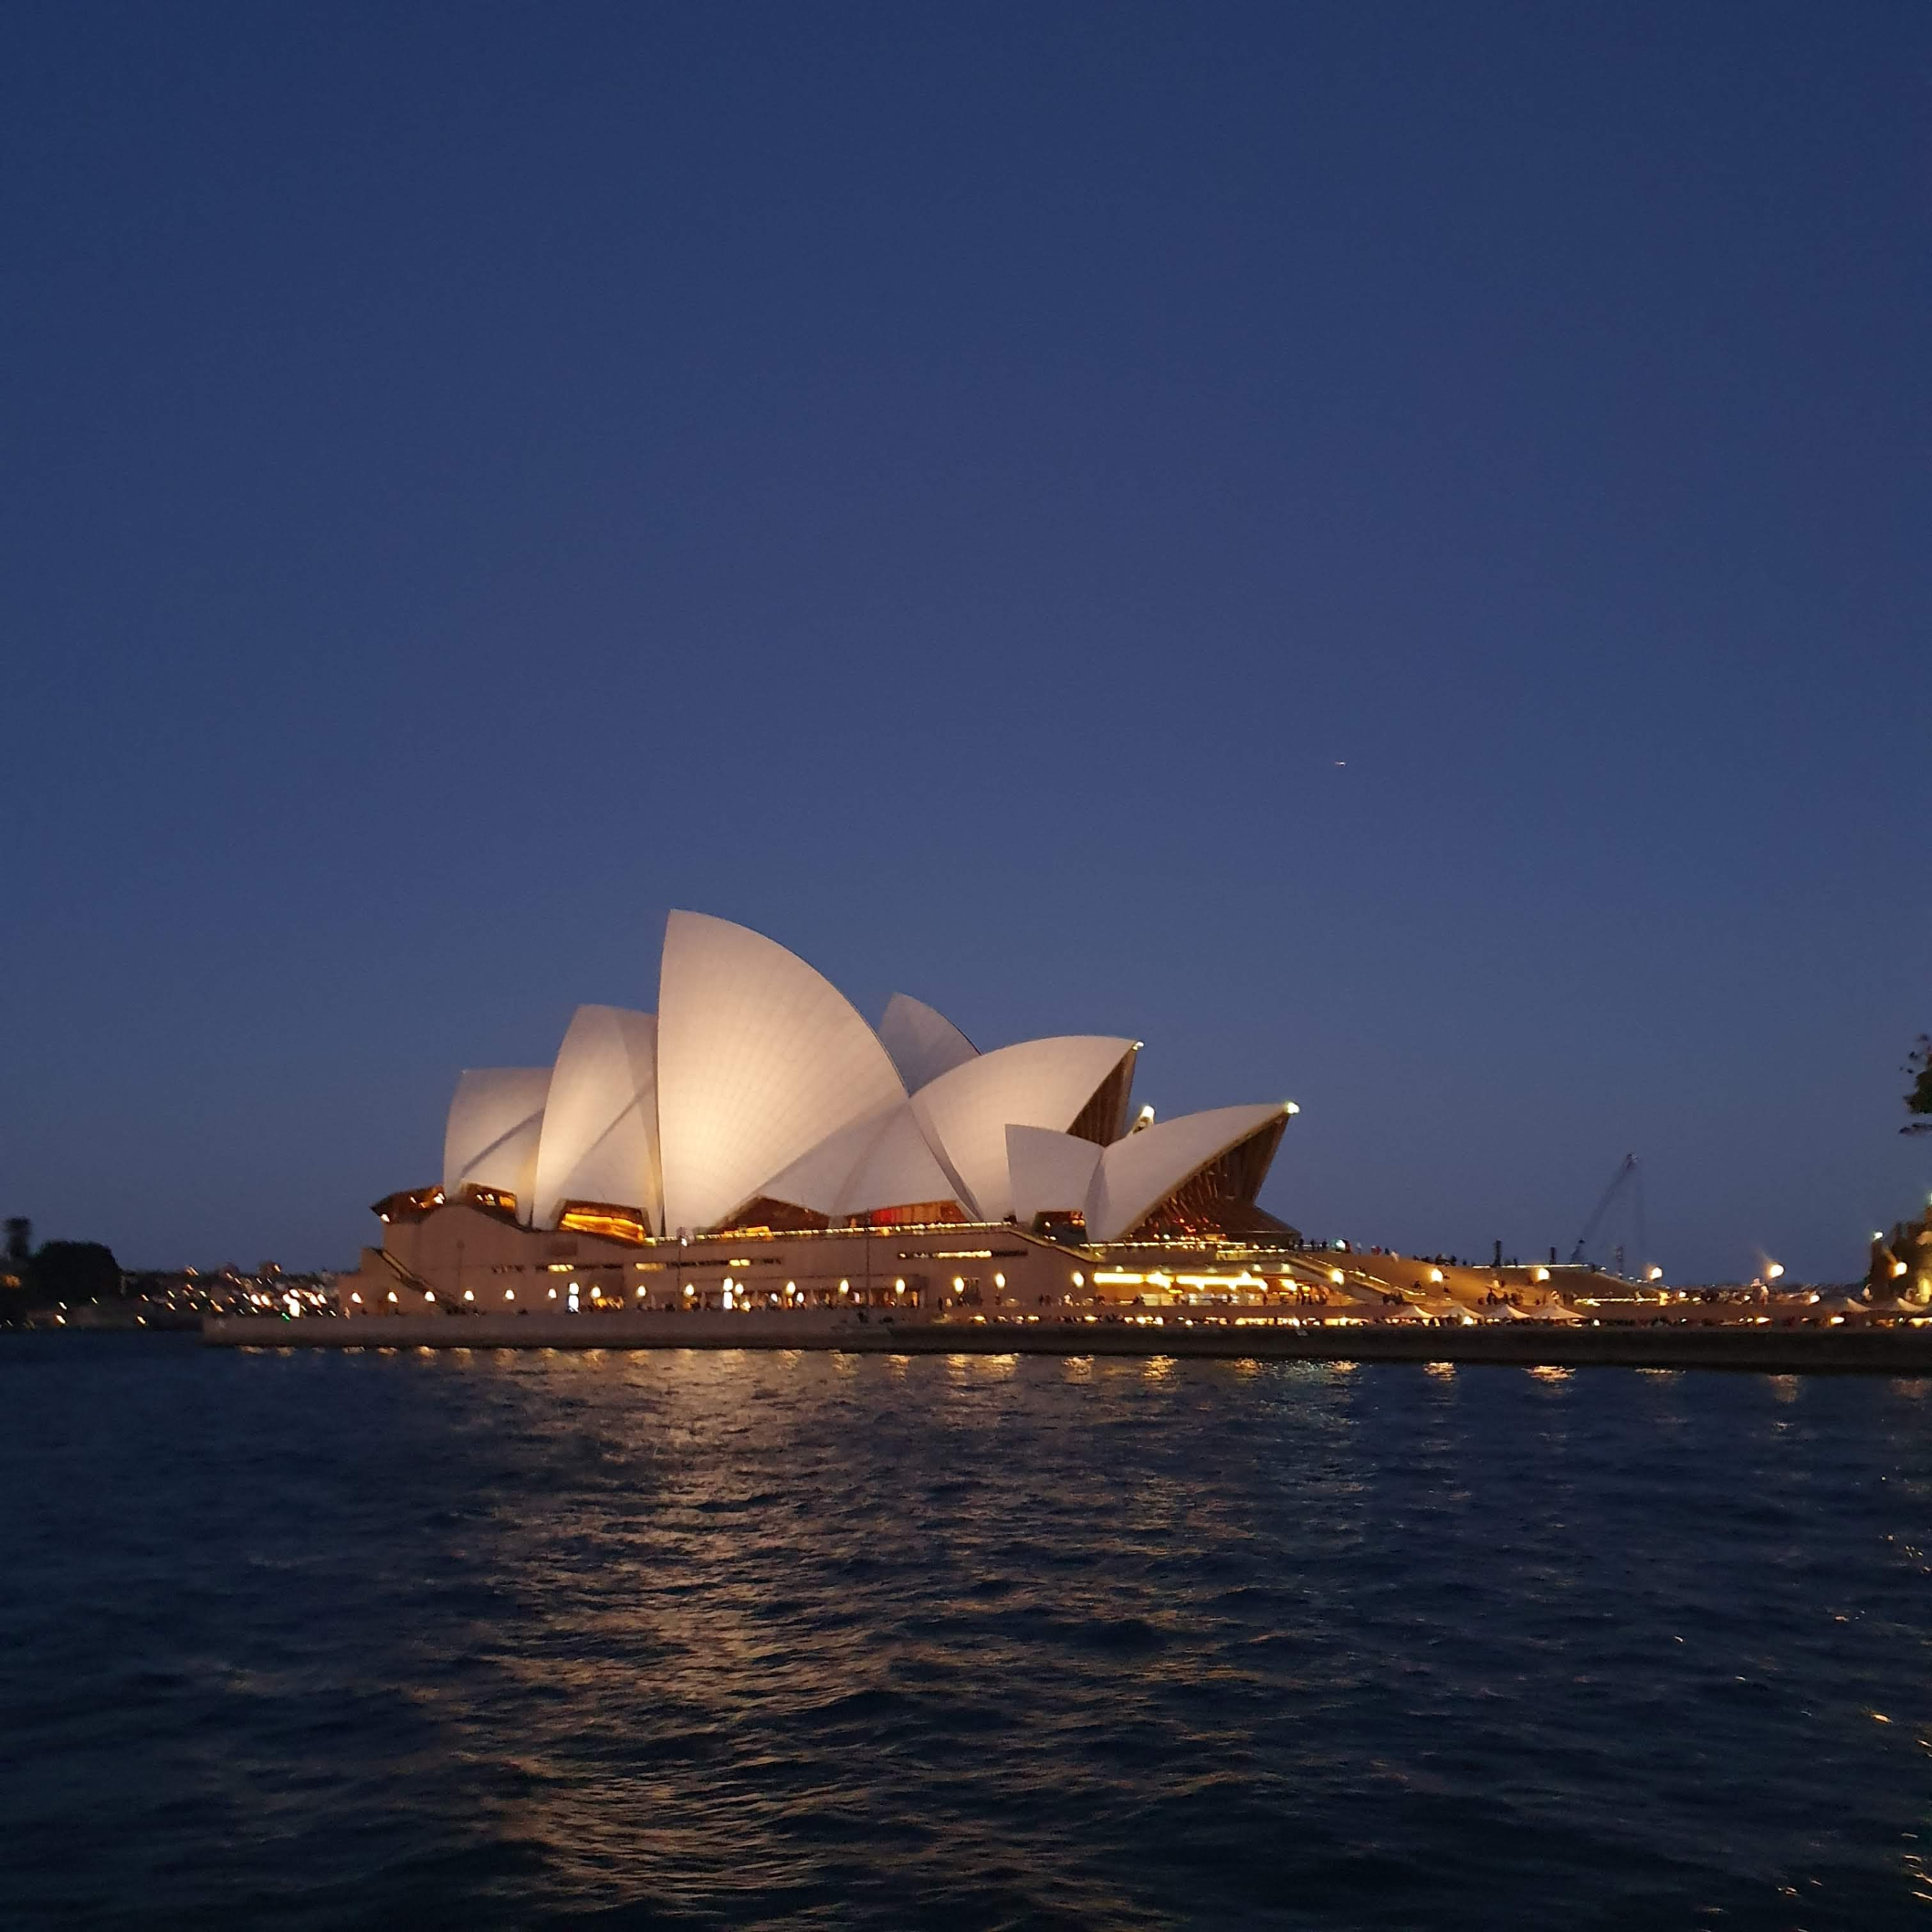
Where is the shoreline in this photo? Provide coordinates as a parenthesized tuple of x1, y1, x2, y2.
(201, 1311, 1932, 1374)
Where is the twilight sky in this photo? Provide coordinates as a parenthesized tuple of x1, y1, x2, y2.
(4, 3, 1927, 1281)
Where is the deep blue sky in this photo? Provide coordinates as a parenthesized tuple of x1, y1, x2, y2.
(4, 3, 1926, 1280)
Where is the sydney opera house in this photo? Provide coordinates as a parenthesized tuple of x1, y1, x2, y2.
(341, 912, 1306, 1317)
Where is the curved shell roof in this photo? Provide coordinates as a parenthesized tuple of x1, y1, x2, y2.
(877, 993, 978, 1094)
(530, 1006, 663, 1233)
(755, 1102, 973, 1222)
(656, 911, 907, 1234)
(428, 915, 1293, 1239)
(909, 1035, 1136, 1222)
(1084, 1102, 1291, 1244)
(839, 1105, 964, 1217)
(1005, 1125, 1103, 1227)
(443, 1068, 549, 1204)
(753, 1107, 898, 1217)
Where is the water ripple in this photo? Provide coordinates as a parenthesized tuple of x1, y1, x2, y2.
(2, 1336, 1929, 1928)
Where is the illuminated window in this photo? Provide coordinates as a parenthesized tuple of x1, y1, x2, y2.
(865, 1202, 967, 1227)
(557, 1202, 651, 1245)
(457, 1183, 518, 1218)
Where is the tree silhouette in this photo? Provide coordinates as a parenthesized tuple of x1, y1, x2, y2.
(1905, 1036, 1932, 1136)
(1, 1219, 33, 1324)
(25, 1241, 123, 1306)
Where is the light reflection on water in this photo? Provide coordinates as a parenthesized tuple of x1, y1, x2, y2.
(2, 1336, 1930, 1929)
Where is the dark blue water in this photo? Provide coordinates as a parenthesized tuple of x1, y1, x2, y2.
(3, 1339, 1929, 1930)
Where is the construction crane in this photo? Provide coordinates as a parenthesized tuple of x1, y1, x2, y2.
(1570, 1153, 1648, 1276)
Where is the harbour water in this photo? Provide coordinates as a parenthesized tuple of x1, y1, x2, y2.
(3, 1335, 1928, 1928)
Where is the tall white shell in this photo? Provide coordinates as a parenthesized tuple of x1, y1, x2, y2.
(908, 1036, 1136, 1222)
(877, 993, 978, 1093)
(1084, 1102, 1291, 1244)
(656, 911, 907, 1232)
(529, 1006, 663, 1232)
(1005, 1125, 1103, 1228)
(442, 1068, 549, 1212)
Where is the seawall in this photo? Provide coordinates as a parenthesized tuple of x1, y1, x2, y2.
(201, 1312, 1932, 1374)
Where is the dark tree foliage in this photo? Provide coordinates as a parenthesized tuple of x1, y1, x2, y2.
(24, 1241, 124, 1306)
(0, 1219, 30, 1324)
(1905, 1036, 1932, 1136)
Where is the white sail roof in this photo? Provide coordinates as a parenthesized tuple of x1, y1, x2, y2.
(529, 1006, 663, 1232)
(1084, 1102, 1291, 1244)
(423, 914, 1295, 1251)
(840, 1105, 966, 1217)
(442, 1068, 549, 1209)
(656, 911, 907, 1232)
(754, 1108, 898, 1217)
(877, 993, 978, 1093)
(757, 1103, 971, 1221)
(908, 1035, 1136, 1222)
(1005, 1125, 1103, 1227)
